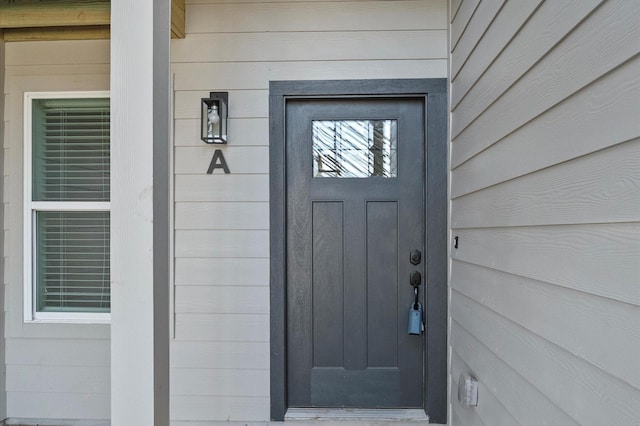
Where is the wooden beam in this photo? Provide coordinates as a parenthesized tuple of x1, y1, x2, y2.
(0, 1, 185, 40)
(171, 0, 185, 39)
(2, 25, 110, 41)
(0, 1, 111, 29)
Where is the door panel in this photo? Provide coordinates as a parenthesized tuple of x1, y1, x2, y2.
(366, 201, 399, 368)
(286, 98, 425, 408)
(312, 201, 344, 368)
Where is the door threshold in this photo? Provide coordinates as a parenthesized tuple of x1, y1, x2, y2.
(285, 408, 429, 422)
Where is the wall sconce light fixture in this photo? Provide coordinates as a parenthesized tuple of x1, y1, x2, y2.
(201, 92, 228, 144)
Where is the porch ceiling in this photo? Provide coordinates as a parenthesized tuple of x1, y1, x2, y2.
(0, 0, 185, 41)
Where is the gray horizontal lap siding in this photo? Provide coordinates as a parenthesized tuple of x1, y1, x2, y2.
(3, 40, 111, 420)
(171, 0, 448, 423)
(449, 0, 640, 425)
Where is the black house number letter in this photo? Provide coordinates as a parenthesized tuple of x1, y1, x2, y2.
(207, 149, 230, 174)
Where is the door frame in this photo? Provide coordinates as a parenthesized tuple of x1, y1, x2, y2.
(269, 79, 448, 422)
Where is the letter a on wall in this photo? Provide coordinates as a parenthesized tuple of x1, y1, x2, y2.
(207, 149, 230, 174)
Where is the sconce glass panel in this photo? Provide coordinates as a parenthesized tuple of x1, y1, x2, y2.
(201, 92, 228, 144)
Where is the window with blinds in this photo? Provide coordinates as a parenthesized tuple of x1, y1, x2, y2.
(32, 98, 110, 202)
(26, 95, 110, 320)
(35, 211, 110, 313)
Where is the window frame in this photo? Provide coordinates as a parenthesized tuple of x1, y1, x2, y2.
(23, 91, 111, 323)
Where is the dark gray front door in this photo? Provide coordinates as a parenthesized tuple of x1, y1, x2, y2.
(286, 98, 425, 408)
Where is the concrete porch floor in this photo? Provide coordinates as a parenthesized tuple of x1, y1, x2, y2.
(4, 422, 442, 425)
(4, 422, 442, 426)
(3, 409, 442, 426)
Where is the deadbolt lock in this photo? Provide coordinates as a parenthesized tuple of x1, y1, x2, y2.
(410, 249, 422, 265)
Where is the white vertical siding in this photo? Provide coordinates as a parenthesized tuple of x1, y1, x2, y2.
(3, 40, 111, 420)
(171, 0, 447, 422)
(449, 1, 640, 425)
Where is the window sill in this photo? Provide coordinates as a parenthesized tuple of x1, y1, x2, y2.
(25, 314, 111, 325)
